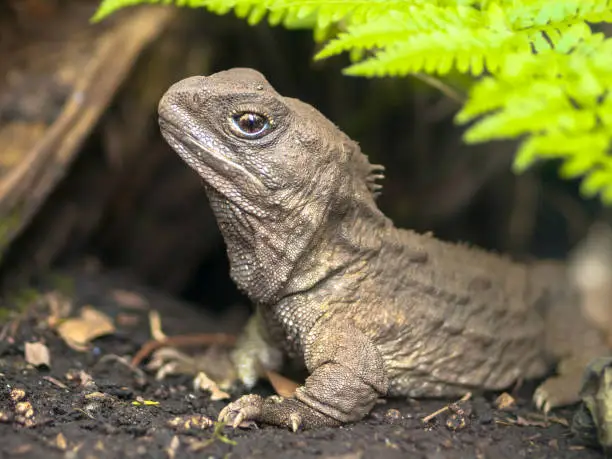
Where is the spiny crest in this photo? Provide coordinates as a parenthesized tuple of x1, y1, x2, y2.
(344, 140, 385, 198)
(367, 164, 385, 198)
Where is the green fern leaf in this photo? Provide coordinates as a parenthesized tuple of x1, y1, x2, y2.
(314, 10, 417, 60)
(581, 168, 612, 199)
(92, 0, 612, 203)
(458, 34, 612, 202)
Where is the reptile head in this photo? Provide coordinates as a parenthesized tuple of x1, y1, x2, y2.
(158, 68, 385, 301)
(158, 68, 380, 217)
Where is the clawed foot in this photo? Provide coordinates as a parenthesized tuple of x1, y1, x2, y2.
(533, 373, 583, 413)
(218, 393, 342, 431)
(219, 394, 303, 431)
(218, 323, 386, 431)
(218, 394, 267, 429)
(146, 346, 237, 389)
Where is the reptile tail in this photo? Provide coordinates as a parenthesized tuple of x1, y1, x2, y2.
(526, 227, 612, 410)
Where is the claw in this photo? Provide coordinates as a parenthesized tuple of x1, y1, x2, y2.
(218, 403, 236, 425)
(217, 394, 265, 428)
(534, 389, 543, 411)
(233, 412, 245, 429)
(218, 405, 229, 424)
(533, 387, 552, 414)
(290, 413, 301, 432)
(216, 393, 327, 430)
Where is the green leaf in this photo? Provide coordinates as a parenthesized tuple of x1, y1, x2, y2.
(581, 169, 612, 197)
(92, 0, 612, 205)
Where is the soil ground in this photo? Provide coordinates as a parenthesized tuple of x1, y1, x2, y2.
(0, 269, 605, 459)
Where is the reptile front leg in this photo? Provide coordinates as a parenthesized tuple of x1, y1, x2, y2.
(219, 320, 389, 430)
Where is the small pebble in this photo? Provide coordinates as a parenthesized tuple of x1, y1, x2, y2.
(167, 414, 213, 432)
(14, 401, 33, 418)
(10, 388, 26, 402)
(445, 413, 468, 431)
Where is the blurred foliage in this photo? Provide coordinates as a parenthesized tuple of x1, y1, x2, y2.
(94, 1, 612, 203)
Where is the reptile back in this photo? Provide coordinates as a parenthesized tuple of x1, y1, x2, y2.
(348, 226, 555, 397)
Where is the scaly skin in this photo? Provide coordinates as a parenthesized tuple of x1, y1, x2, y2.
(158, 68, 610, 430)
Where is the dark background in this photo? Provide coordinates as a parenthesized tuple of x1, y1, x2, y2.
(0, 0, 604, 321)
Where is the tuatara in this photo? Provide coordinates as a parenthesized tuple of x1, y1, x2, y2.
(157, 68, 610, 431)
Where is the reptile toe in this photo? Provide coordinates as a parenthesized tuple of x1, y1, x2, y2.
(533, 373, 583, 412)
(218, 394, 266, 427)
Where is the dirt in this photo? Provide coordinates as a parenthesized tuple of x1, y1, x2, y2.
(0, 268, 605, 459)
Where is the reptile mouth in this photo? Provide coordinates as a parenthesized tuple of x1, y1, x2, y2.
(158, 117, 265, 192)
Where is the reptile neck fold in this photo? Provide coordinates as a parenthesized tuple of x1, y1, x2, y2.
(205, 180, 389, 305)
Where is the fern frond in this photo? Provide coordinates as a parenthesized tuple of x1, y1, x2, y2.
(320, 3, 596, 77)
(271, 0, 410, 29)
(94, 0, 294, 26)
(94, 0, 403, 29)
(457, 35, 612, 202)
(502, 0, 612, 28)
(93, 0, 612, 203)
(94, 1, 612, 77)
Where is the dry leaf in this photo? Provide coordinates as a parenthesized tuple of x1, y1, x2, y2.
(265, 370, 299, 397)
(55, 432, 68, 450)
(494, 392, 516, 410)
(24, 342, 51, 368)
(527, 412, 569, 426)
(56, 306, 115, 351)
(65, 370, 95, 387)
(166, 435, 180, 459)
(111, 290, 149, 310)
(148, 310, 166, 341)
(514, 415, 548, 428)
(45, 292, 73, 328)
(116, 313, 140, 327)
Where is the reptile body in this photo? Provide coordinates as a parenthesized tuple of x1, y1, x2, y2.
(158, 68, 610, 430)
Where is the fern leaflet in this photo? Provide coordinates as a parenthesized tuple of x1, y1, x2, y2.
(93, 0, 612, 203)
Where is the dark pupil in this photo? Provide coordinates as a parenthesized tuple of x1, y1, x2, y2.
(237, 113, 266, 134)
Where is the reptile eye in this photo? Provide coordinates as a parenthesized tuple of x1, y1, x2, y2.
(231, 112, 270, 138)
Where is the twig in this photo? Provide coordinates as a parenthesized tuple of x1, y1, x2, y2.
(422, 392, 472, 423)
(42, 376, 69, 390)
(131, 333, 237, 367)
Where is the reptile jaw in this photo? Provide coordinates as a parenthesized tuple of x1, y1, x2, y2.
(159, 117, 266, 196)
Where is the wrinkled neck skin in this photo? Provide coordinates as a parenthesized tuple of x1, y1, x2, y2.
(204, 181, 390, 306)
